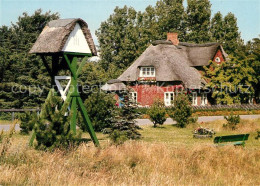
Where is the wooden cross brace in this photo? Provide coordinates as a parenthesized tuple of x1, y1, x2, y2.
(29, 53, 99, 147)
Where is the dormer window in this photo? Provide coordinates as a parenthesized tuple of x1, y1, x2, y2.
(140, 67, 155, 77)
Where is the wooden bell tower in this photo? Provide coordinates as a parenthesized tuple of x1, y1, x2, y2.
(29, 18, 99, 146)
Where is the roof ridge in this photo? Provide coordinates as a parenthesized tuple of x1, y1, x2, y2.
(179, 42, 219, 47)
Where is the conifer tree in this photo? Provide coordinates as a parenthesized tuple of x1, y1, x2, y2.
(34, 89, 81, 150)
(0, 9, 59, 109)
(109, 89, 141, 142)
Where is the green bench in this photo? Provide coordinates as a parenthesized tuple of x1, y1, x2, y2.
(214, 134, 250, 147)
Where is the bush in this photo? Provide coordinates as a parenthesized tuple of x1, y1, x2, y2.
(19, 112, 38, 134)
(80, 92, 116, 132)
(148, 99, 166, 127)
(169, 94, 193, 128)
(223, 114, 240, 130)
(109, 130, 128, 145)
(34, 89, 81, 150)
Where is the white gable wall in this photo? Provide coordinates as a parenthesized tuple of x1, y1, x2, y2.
(62, 23, 91, 54)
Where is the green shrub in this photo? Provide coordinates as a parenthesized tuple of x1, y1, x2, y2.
(34, 89, 81, 150)
(80, 92, 116, 132)
(223, 114, 240, 130)
(148, 99, 166, 127)
(19, 112, 38, 134)
(109, 130, 128, 145)
(169, 94, 193, 128)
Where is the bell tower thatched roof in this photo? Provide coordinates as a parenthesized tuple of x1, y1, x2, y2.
(29, 18, 97, 56)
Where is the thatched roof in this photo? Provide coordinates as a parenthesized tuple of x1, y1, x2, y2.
(178, 42, 228, 66)
(118, 43, 219, 89)
(101, 79, 126, 92)
(29, 18, 97, 55)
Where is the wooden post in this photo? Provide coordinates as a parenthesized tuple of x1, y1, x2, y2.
(64, 53, 99, 146)
(11, 110, 14, 122)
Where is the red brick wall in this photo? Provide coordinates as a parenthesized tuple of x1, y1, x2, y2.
(130, 84, 183, 106)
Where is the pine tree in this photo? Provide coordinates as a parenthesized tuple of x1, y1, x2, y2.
(185, 0, 212, 43)
(109, 89, 141, 143)
(0, 9, 59, 109)
(34, 89, 81, 150)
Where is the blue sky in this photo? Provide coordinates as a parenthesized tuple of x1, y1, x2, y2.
(0, 0, 259, 45)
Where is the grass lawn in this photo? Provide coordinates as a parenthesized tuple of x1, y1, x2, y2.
(0, 119, 259, 185)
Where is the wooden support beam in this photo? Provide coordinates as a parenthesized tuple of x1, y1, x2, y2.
(40, 55, 52, 76)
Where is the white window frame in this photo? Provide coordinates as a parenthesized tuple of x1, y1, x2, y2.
(215, 57, 221, 63)
(131, 92, 137, 103)
(164, 92, 174, 106)
(201, 93, 208, 106)
(192, 92, 198, 106)
(140, 67, 155, 77)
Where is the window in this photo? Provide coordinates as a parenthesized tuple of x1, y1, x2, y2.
(131, 92, 137, 103)
(201, 93, 208, 105)
(215, 57, 221, 63)
(164, 92, 174, 106)
(192, 92, 198, 106)
(140, 67, 155, 77)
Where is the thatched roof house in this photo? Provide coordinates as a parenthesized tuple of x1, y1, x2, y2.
(102, 33, 228, 106)
(118, 40, 227, 89)
(29, 18, 97, 55)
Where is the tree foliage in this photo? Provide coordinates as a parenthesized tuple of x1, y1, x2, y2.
(34, 89, 81, 150)
(109, 90, 141, 143)
(185, 0, 212, 43)
(79, 91, 116, 132)
(19, 112, 38, 134)
(245, 37, 260, 103)
(211, 12, 225, 44)
(148, 99, 166, 127)
(0, 9, 59, 109)
(222, 13, 243, 55)
(203, 57, 257, 104)
(169, 94, 193, 128)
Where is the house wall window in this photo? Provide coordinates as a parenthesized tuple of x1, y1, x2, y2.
(164, 92, 174, 106)
(201, 93, 208, 105)
(131, 92, 137, 103)
(140, 67, 155, 77)
(192, 92, 198, 106)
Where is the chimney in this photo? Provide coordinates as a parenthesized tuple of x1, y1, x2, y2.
(167, 32, 179, 45)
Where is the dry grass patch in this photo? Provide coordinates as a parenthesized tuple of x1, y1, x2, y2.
(0, 119, 260, 185)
